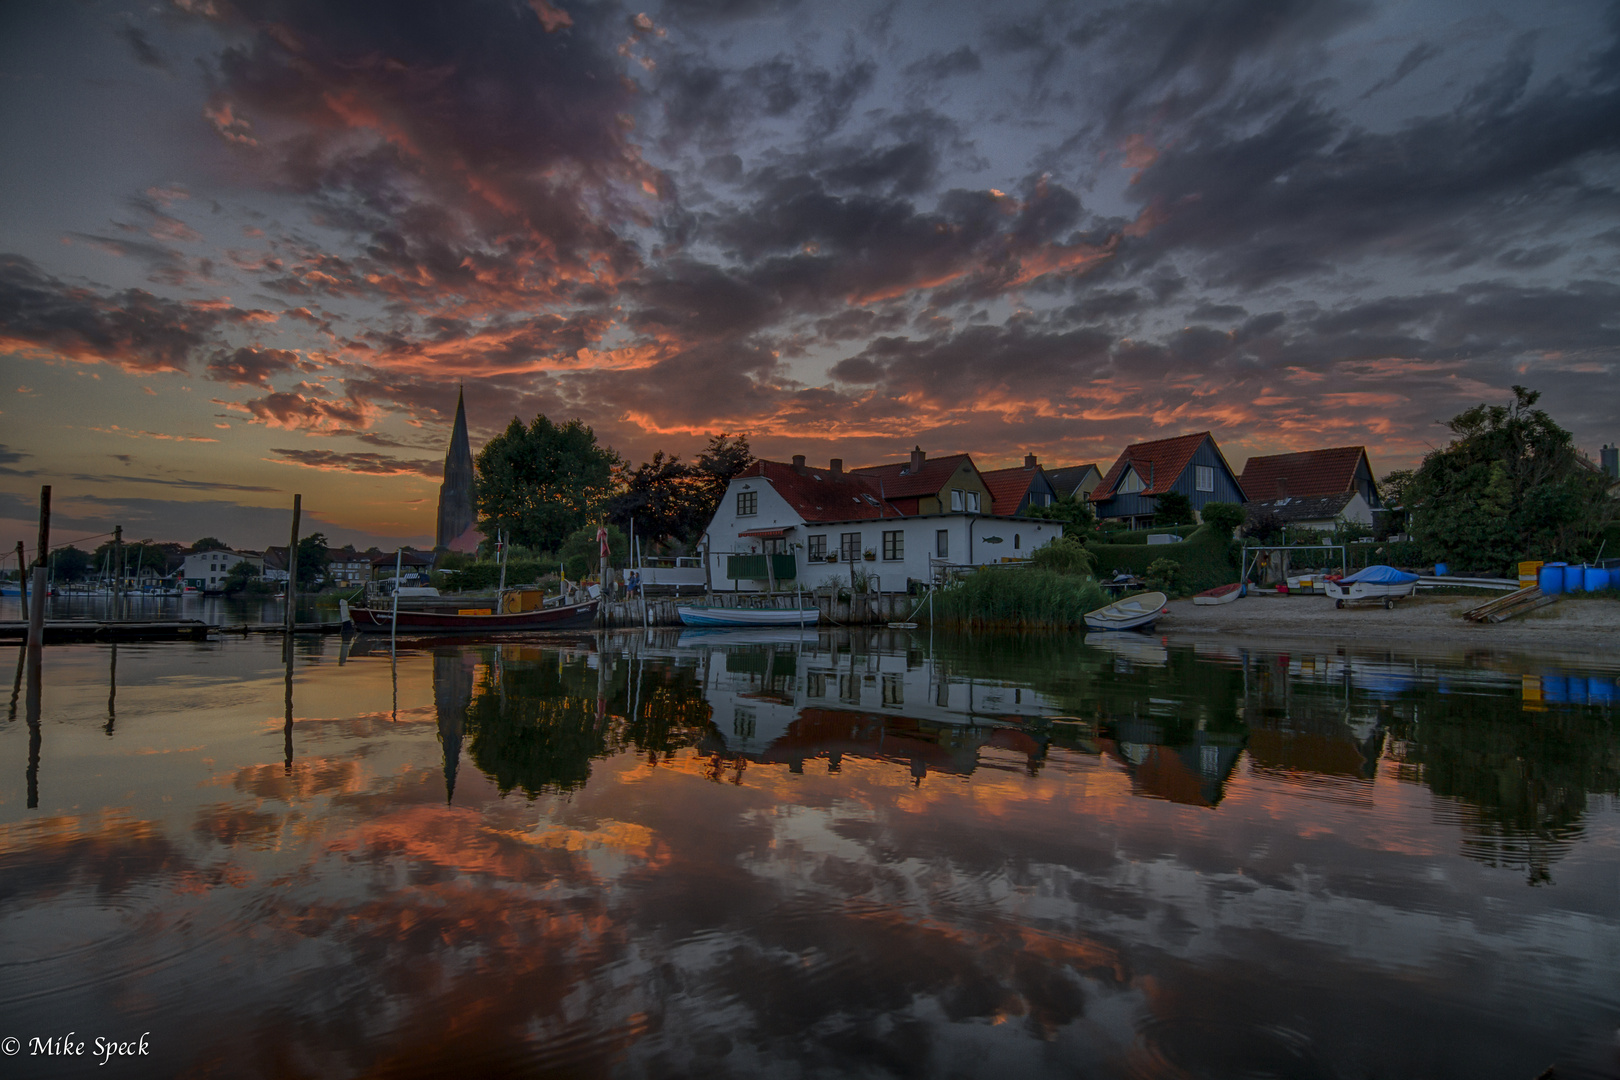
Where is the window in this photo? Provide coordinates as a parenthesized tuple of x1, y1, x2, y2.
(1195, 465, 1215, 492)
(950, 489, 963, 512)
(808, 534, 827, 559)
(882, 530, 903, 560)
(841, 532, 862, 563)
(1014, 534, 1020, 549)
(936, 530, 949, 558)
(736, 490, 757, 516)
(966, 491, 981, 512)
(1118, 468, 1144, 494)
(763, 537, 788, 554)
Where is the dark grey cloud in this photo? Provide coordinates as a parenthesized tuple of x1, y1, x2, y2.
(269, 448, 441, 477)
(116, 22, 172, 73)
(903, 46, 982, 82)
(1361, 40, 1442, 98)
(206, 346, 312, 388)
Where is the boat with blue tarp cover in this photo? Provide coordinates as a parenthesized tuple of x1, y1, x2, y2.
(1324, 565, 1420, 609)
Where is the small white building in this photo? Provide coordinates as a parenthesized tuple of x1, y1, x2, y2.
(181, 548, 263, 592)
(702, 456, 1059, 593)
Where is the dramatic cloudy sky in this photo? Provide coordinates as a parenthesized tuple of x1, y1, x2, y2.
(2, 0, 1617, 548)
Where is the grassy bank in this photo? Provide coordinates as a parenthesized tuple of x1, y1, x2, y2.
(928, 567, 1106, 629)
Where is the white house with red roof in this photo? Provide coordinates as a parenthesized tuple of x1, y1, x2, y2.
(702, 450, 1062, 592)
(1090, 432, 1247, 529)
(1238, 446, 1381, 530)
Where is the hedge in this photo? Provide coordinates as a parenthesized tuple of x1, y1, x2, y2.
(1085, 523, 1238, 595)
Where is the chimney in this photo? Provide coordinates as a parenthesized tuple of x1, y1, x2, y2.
(830, 457, 843, 476)
(1276, 477, 1288, 498)
(791, 454, 807, 473)
(910, 445, 925, 472)
(1024, 452, 1037, 469)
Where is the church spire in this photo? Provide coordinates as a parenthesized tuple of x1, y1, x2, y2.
(435, 387, 476, 549)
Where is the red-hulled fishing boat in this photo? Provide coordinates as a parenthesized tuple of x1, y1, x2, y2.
(347, 597, 598, 633)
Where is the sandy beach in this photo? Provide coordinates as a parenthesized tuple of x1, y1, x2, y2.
(1160, 591, 1620, 660)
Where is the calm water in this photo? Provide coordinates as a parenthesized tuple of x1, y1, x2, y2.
(1, 627, 1617, 1079)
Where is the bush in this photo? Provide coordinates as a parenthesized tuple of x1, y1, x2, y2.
(929, 567, 1106, 629)
(1029, 536, 1095, 576)
(1145, 557, 1183, 594)
(1199, 501, 1245, 536)
(1086, 523, 1238, 594)
(1154, 491, 1196, 527)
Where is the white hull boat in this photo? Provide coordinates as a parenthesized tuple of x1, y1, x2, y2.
(1082, 591, 1168, 632)
(1324, 566, 1419, 609)
(677, 604, 820, 628)
(1192, 583, 1244, 606)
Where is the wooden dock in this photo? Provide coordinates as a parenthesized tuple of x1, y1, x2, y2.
(0, 620, 214, 643)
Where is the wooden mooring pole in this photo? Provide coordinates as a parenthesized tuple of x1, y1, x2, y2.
(25, 486, 50, 658)
(285, 494, 301, 643)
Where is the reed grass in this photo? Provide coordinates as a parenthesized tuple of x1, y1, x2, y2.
(929, 567, 1106, 629)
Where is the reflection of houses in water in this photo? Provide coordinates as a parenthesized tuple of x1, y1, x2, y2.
(689, 635, 1055, 781)
(1240, 651, 1389, 787)
(1102, 720, 1245, 807)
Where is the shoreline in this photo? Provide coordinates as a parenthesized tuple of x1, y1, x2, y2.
(1157, 592, 1620, 663)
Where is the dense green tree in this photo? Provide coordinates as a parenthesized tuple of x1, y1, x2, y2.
(690, 432, 755, 530)
(1153, 491, 1196, 527)
(1026, 492, 1097, 537)
(222, 561, 267, 596)
(51, 545, 92, 581)
(559, 522, 628, 580)
(475, 415, 621, 552)
(91, 538, 170, 577)
(1198, 501, 1245, 536)
(295, 533, 330, 590)
(190, 536, 229, 553)
(605, 451, 705, 548)
(1409, 386, 1613, 573)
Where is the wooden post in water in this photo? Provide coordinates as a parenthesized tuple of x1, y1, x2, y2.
(111, 524, 123, 620)
(390, 548, 402, 651)
(285, 494, 301, 640)
(16, 541, 26, 608)
(26, 486, 51, 657)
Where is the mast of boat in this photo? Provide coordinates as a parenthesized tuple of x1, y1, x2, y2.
(390, 548, 402, 652)
(496, 528, 508, 597)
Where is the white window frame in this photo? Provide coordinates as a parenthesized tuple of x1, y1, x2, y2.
(1195, 465, 1215, 492)
(936, 530, 948, 558)
(1118, 468, 1144, 494)
(966, 491, 981, 512)
(950, 489, 963, 512)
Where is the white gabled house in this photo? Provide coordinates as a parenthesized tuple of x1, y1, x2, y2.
(702, 452, 1061, 593)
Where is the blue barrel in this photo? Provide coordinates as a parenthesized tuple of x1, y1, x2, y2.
(1590, 678, 1615, 706)
(1434, 562, 1449, 577)
(1563, 563, 1585, 593)
(1584, 566, 1609, 592)
(1542, 675, 1568, 703)
(1539, 564, 1564, 594)
(1565, 677, 1589, 705)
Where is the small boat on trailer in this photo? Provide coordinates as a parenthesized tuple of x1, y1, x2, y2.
(677, 603, 819, 628)
(1323, 565, 1419, 609)
(1192, 582, 1244, 606)
(1083, 591, 1168, 632)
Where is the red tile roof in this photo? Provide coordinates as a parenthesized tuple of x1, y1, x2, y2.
(1239, 446, 1369, 501)
(852, 453, 977, 500)
(742, 459, 895, 522)
(979, 465, 1040, 516)
(1092, 432, 1215, 501)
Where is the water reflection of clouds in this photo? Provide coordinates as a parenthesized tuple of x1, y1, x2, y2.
(0, 636, 1616, 1078)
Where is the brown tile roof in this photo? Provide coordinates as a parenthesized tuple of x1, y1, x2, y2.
(852, 453, 977, 500)
(743, 459, 895, 522)
(1239, 446, 1369, 501)
(1092, 432, 1214, 501)
(980, 465, 1040, 516)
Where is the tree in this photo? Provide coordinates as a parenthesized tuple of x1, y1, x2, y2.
(475, 415, 621, 552)
(559, 522, 628, 580)
(1198, 501, 1245, 536)
(52, 545, 92, 581)
(605, 451, 704, 548)
(191, 536, 229, 553)
(296, 533, 330, 590)
(1154, 491, 1196, 527)
(690, 432, 755, 532)
(222, 561, 265, 596)
(1377, 469, 1415, 537)
(1409, 386, 1612, 573)
(1026, 493, 1096, 536)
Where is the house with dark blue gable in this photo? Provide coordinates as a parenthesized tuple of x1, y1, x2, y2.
(1090, 431, 1247, 529)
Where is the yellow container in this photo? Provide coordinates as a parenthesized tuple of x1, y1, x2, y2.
(1518, 560, 1543, 588)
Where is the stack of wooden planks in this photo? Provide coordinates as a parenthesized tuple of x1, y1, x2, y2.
(1461, 586, 1558, 623)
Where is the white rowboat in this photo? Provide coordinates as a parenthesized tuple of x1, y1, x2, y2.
(677, 604, 820, 628)
(1083, 591, 1168, 632)
(1192, 583, 1244, 606)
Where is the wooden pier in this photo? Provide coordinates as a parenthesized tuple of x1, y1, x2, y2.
(0, 620, 214, 643)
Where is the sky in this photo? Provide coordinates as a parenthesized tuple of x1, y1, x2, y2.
(1, 0, 1617, 551)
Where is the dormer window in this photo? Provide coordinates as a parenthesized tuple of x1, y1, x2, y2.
(1118, 468, 1144, 494)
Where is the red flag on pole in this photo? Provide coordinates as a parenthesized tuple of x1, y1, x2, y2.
(597, 523, 609, 559)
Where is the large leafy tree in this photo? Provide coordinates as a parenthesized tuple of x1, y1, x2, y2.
(1410, 386, 1612, 573)
(295, 532, 329, 589)
(690, 432, 754, 532)
(475, 415, 621, 552)
(1025, 493, 1096, 536)
(605, 451, 704, 549)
